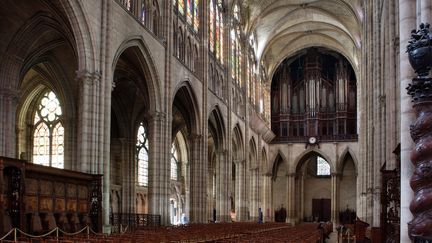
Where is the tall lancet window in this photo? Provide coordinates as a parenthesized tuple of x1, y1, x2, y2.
(137, 122, 149, 186)
(33, 91, 64, 168)
(171, 142, 178, 180)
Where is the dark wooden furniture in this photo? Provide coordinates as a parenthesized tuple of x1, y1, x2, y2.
(0, 156, 102, 235)
(380, 145, 400, 242)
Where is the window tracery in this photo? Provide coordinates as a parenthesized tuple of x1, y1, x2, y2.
(137, 122, 149, 186)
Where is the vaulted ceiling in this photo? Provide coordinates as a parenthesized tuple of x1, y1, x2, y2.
(236, 0, 363, 79)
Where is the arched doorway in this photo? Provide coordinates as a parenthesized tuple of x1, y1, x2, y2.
(232, 125, 244, 221)
(295, 152, 332, 222)
(171, 82, 200, 223)
(207, 107, 226, 222)
(338, 152, 357, 224)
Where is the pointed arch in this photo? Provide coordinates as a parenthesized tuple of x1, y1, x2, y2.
(208, 105, 226, 150)
(172, 81, 201, 135)
(338, 147, 358, 174)
(261, 147, 268, 173)
(232, 124, 244, 161)
(248, 137, 258, 169)
(293, 149, 334, 174)
(112, 36, 162, 113)
(270, 150, 287, 180)
(0, 11, 79, 91)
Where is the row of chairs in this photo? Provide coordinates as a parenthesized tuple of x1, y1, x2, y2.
(1, 222, 323, 243)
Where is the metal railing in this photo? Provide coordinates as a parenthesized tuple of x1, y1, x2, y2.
(110, 213, 161, 233)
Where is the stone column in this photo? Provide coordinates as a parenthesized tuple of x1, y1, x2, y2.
(399, 0, 416, 241)
(261, 173, 272, 222)
(0, 88, 18, 158)
(76, 70, 101, 173)
(236, 159, 248, 221)
(249, 168, 259, 221)
(119, 138, 136, 215)
(331, 173, 339, 224)
(189, 134, 207, 223)
(286, 173, 296, 224)
(216, 150, 229, 221)
(148, 111, 169, 225)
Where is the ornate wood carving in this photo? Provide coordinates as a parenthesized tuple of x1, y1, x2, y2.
(407, 23, 432, 239)
(380, 146, 400, 243)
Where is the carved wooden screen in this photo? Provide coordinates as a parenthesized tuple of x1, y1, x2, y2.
(380, 145, 400, 243)
(0, 157, 102, 235)
(271, 48, 357, 143)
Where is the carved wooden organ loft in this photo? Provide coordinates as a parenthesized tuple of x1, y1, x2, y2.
(271, 48, 357, 142)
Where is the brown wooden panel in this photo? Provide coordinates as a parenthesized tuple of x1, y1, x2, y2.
(79, 200, 88, 213)
(55, 198, 65, 212)
(25, 178, 38, 195)
(66, 184, 77, 198)
(25, 196, 37, 212)
(39, 180, 53, 195)
(39, 197, 53, 211)
(78, 186, 87, 199)
(54, 182, 65, 196)
(67, 199, 77, 212)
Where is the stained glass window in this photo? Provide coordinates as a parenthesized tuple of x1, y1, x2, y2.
(171, 142, 178, 180)
(178, 0, 185, 15)
(193, 0, 199, 31)
(187, 0, 193, 24)
(317, 156, 331, 176)
(209, 0, 215, 52)
(209, 0, 224, 63)
(33, 91, 64, 169)
(137, 122, 149, 186)
(141, 1, 146, 23)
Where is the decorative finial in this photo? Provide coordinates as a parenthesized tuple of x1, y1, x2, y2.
(407, 23, 432, 77)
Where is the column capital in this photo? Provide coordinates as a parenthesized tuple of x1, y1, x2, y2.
(331, 172, 341, 177)
(148, 111, 166, 122)
(215, 149, 228, 155)
(0, 88, 19, 103)
(189, 133, 203, 141)
(286, 172, 296, 177)
(75, 70, 101, 86)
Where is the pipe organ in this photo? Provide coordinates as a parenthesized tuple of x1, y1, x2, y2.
(271, 48, 357, 142)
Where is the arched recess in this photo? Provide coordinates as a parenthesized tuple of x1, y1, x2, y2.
(0, 2, 79, 164)
(112, 36, 162, 113)
(271, 151, 288, 222)
(232, 124, 244, 221)
(110, 43, 155, 216)
(207, 106, 226, 222)
(171, 81, 201, 223)
(294, 151, 333, 223)
(338, 150, 357, 219)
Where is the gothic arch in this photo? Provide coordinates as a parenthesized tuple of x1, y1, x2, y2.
(172, 81, 201, 135)
(232, 124, 244, 161)
(249, 137, 258, 169)
(293, 149, 334, 175)
(338, 147, 358, 174)
(270, 151, 288, 179)
(269, 150, 288, 175)
(112, 36, 162, 113)
(261, 147, 268, 173)
(0, 11, 78, 90)
(208, 106, 226, 150)
(58, 0, 97, 72)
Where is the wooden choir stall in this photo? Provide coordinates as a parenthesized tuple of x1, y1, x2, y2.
(0, 157, 102, 236)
